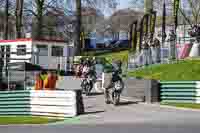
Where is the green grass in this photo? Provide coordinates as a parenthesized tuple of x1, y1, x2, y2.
(83, 50, 129, 64)
(81, 50, 129, 73)
(97, 50, 129, 63)
(128, 59, 200, 81)
(0, 116, 62, 125)
(161, 103, 200, 109)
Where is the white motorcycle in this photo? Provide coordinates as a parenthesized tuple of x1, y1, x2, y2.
(81, 66, 96, 96)
(81, 74, 95, 96)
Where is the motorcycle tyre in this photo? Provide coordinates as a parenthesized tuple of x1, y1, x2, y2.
(112, 91, 120, 106)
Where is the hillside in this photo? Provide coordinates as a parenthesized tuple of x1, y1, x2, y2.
(128, 59, 200, 81)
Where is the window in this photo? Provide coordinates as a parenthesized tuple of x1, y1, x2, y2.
(36, 45, 48, 56)
(52, 46, 63, 57)
(17, 45, 26, 55)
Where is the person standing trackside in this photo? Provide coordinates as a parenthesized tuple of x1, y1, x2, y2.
(142, 38, 150, 66)
(150, 39, 156, 64)
(34, 72, 43, 90)
(154, 38, 161, 63)
(44, 71, 58, 90)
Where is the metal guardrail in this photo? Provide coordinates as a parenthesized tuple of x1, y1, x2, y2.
(160, 81, 200, 103)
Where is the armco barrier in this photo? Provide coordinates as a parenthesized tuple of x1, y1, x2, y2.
(0, 90, 83, 117)
(160, 81, 200, 103)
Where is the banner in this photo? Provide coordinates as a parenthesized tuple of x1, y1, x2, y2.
(173, 0, 180, 30)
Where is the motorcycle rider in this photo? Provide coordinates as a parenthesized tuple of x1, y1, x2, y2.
(82, 62, 90, 78)
(105, 60, 123, 104)
(81, 59, 97, 93)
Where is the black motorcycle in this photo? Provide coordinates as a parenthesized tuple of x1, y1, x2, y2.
(105, 71, 124, 105)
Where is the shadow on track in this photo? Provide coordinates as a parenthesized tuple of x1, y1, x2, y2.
(117, 101, 138, 106)
(83, 110, 105, 115)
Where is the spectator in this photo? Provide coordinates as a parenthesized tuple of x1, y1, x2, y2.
(150, 39, 156, 64)
(34, 72, 43, 90)
(44, 71, 58, 90)
(142, 38, 150, 66)
(154, 38, 161, 63)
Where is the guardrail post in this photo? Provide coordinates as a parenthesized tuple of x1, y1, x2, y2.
(144, 79, 160, 103)
(76, 90, 85, 115)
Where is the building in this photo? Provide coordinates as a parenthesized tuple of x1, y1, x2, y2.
(0, 38, 74, 71)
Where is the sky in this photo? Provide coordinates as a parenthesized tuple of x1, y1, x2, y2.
(119, 0, 130, 9)
(62, 0, 144, 17)
(103, 0, 144, 17)
(104, 0, 134, 17)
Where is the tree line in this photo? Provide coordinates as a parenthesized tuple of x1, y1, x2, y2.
(0, 0, 118, 55)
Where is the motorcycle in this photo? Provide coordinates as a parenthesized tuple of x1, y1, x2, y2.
(81, 72, 96, 96)
(105, 72, 124, 106)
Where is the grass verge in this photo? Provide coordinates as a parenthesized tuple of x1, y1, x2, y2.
(0, 116, 62, 125)
(128, 59, 200, 80)
(161, 103, 200, 110)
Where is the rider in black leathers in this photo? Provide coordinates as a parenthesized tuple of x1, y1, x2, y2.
(105, 60, 123, 104)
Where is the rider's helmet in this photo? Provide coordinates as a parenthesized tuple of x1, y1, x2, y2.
(112, 60, 122, 74)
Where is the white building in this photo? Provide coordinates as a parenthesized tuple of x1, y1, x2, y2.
(0, 38, 74, 71)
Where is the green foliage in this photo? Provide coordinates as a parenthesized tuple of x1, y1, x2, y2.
(98, 50, 129, 63)
(82, 50, 129, 64)
(128, 59, 200, 81)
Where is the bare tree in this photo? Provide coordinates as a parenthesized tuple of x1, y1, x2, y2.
(23, 0, 59, 39)
(130, 0, 173, 15)
(73, 0, 118, 55)
(75, 0, 82, 55)
(35, 0, 45, 39)
(4, 0, 9, 40)
(15, 0, 24, 38)
(0, 0, 15, 40)
(180, 0, 200, 25)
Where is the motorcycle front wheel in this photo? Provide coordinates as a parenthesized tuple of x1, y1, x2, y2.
(85, 82, 93, 96)
(112, 91, 120, 106)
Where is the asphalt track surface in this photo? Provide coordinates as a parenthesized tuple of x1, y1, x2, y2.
(1, 95, 200, 133)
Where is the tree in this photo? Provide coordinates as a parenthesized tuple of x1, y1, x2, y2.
(180, 0, 200, 25)
(18, 0, 117, 55)
(15, 0, 24, 38)
(144, 0, 153, 13)
(75, 0, 82, 55)
(23, 0, 60, 39)
(130, 0, 173, 15)
(73, 0, 118, 55)
(4, 0, 9, 40)
(35, 0, 45, 39)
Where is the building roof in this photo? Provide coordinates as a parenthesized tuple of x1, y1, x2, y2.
(0, 38, 67, 43)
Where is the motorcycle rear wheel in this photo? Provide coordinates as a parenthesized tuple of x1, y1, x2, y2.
(85, 82, 93, 96)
